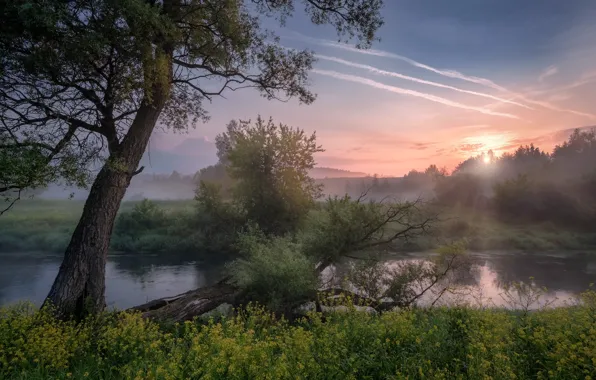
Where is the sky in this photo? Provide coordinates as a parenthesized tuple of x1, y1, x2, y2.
(145, 0, 596, 176)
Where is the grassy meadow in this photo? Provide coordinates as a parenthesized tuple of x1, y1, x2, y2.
(2, 199, 596, 255)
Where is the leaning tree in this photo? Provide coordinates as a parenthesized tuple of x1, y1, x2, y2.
(0, 0, 384, 318)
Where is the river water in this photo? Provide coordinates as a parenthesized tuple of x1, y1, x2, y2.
(1, 251, 595, 309)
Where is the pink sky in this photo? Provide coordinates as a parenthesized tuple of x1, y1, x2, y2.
(150, 20, 596, 176)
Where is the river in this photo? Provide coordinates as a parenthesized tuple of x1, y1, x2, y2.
(1, 251, 595, 309)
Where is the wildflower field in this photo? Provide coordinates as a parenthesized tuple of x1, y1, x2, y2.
(1, 293, 595, 380)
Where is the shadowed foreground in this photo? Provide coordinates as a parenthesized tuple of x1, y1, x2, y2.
(1, 292, 595, 380)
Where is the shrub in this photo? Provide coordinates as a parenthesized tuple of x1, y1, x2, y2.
(1, 297, 596, 379)
(227, 230, 319, 314)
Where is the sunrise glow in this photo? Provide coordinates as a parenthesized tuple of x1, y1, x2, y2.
(144, 1, 596, 177)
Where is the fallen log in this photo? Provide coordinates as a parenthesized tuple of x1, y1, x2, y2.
(129, 277, 242, 323)
(129, 279, 399, 323)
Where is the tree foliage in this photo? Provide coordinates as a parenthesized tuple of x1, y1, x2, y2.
(0, 0, 384, 207)
(299, 194, 435, 271)
(344, 241, 472, 309)
(193, 180, 246, 253)
(216, 116, 324, 234)
(1, 0, 385, 318)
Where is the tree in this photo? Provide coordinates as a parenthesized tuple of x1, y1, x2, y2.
(169, 170, 182, 182)
(424, 164, 448, 179)
(133, 192, 437, 321)
(0, 0, 384, 318)
(216, 116, 324, 234)
(498, 144, 550, 179)
(552, 128, 596, 177)
(193, 163, 234, 198)
(300, 194, 435, 272)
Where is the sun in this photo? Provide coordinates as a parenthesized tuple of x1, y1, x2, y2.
(483, 155, 491, 164)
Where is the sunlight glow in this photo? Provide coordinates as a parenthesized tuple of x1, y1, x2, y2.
(483, 155, 491, 164)
(461, 133, 513, 156)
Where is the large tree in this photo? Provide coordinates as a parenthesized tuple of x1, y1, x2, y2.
(0, 0, 384, 318)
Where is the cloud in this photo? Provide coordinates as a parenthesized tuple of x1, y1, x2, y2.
(410, 142, 436, 150)
(330, 39, 594, 119)
(485, 93, 596, 119)
(546, 92, 571, 102)
(538, 65, 558, 82)
(458, 143, 485, 152)
(527, 71, 596, 96)
(312, 69, 520, 119)
(293, 34, 596, 120)
(308, 38, 510, 92)
(346, 146, 369, 153)
(316, 55, 533, 109)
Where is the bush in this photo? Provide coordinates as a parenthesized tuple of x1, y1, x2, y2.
(227, 230, 319, 314)
(2, 293, 596, 379)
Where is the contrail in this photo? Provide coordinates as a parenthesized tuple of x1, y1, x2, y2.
(316, 54, 533, 109)
(315, 40, 509, 92)
(484, 76, 596, 120)
(320, 40, 596, 119)
(313, 69, 519, 119)
(290, 34, 596, 119)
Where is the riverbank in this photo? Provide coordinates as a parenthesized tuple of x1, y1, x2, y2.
(1, 298, 595, 379)
(2, 199, 596, 254)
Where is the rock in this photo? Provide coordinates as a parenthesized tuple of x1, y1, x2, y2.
(199, 303, 234, 319)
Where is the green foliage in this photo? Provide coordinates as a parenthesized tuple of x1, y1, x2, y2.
(1, 0, 384, 212)
(299, 195, 430, 265)
(216, 116, 324, 235)
(2, 297, 596, 379)
(343, 241, 471, 308)
(492, 175, 590, 226)
(432, 128, 596, 228)
(191, 181, 246, 255)
(552, 128, 596, 176)
(111, 199, 176, 253)
(434, 173, 488, 209)
(227, 230, 319, 314)
(116, 199, 168, 235)
(3, 199, 596, 254)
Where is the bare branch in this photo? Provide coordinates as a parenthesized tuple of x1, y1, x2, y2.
(0, 189, 21, 216)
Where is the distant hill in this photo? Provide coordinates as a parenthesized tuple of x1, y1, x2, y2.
(309, 167, 368, 179)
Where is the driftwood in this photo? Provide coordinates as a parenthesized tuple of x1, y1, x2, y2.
(129, 279, 404, 323)
(130, 277, 242, 323)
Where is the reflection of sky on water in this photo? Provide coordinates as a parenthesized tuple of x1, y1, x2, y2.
(1, 251, 594, 309)
(0, 253, 225, 309)
(322, 251, 595, 309)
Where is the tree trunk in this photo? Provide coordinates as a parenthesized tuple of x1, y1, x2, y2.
(130, 278, 241, 323)
(44, 103, 163, 319)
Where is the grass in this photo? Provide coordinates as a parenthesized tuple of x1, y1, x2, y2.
(2, 199, 596, 254)
(0, 199, 196, 253)
(1, 293, 595, 380)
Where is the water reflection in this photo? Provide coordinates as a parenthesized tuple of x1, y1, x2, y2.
(0, 252, 226, 309)
(326, 251, 596, 309)
(0, 251, 595, 309)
